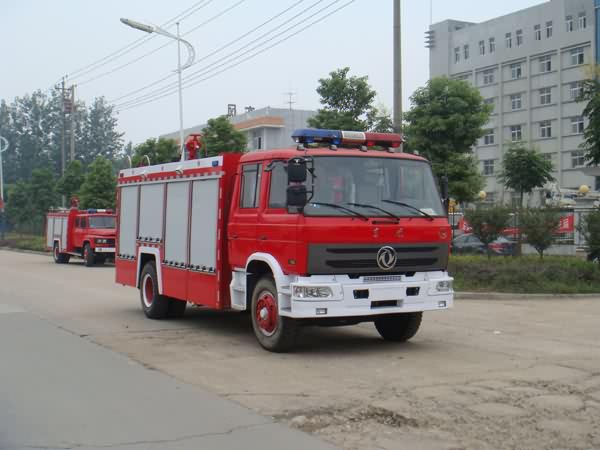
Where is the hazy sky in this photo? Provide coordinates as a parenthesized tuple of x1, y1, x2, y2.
(1, 0, 545, 144)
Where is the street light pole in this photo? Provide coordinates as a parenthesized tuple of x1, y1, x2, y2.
(0, 136, 9, 239)
(393, 0, 402, 136)
(120, 18, 196, 160)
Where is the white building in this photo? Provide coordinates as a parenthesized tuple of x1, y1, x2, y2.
(428, 0, 600, 205)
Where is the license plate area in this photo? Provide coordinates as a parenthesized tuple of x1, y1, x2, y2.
(371, 299, 404, 309)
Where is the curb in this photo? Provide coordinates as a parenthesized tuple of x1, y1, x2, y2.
(456, 291, 600, 300)
(0, 247, 48, 257)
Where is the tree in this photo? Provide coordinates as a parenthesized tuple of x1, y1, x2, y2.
(132, 138, 179, 166)
(578, 69, 600, 165)
(404, 76, 492, 164)
(368, 105, 394, 133)
(520, 208, 561, 259)
(499, 143, 555, 208)
(80, 97, 124, 165)
(5, 181, 34, 233)
(308, 67, 377, 131)
(579, 210, 600, 262)
(79, 157, 116, 209)
(202, 116, 247, 156)
(464, 207, 511, 259)
(57, 160, 84, 201)
(439, 153, 485, 205)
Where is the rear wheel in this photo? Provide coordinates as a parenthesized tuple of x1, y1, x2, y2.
(374, 312, 423, 342)
(251, 277, 298, 352)
(140, 261, 169, 319)
(83, 243, 95, 267)
(53, 243, 70, 264)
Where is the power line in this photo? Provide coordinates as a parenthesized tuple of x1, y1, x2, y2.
(115, 0, 339, 109)
(65, 0, 215, 82)
(108, 0, 306, 103)
(117, 0, 356, 112)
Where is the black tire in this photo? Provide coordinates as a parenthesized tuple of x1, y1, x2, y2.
(53, 242, 70, 264)
(250, 276, 298, 352)
(374, 312, 423, 342)
(168, 298, 187, 318)
(139, 261, 169, 319)
(83, 243, 95, 267)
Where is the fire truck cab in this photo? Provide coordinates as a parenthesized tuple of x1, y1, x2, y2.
(47, 206, 116, 267)
(115, 130, 454, 352)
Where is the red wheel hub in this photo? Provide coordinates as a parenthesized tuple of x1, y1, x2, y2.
(255, 291, 278, 335)
(143, 275, 154, 307)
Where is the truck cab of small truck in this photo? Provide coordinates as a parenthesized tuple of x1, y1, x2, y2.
(47, 206, 116, 267)
(115, 129, 454, 352)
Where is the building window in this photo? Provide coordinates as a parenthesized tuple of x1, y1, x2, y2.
(484, 97, 495, 113)
(464, 44, 470, 60)
(489, 37, 496, 53)
(516, 29, 523, 46)
(511, 93, 522, 110)
(240, 164, 262, 208)
(483, 128, 495, 145)
(546, 21, 553, 38)
(505, 32, 512, 48)
(539, 87, 552, 105)
(571, 150, 586, 168)
(570, 47, 585, 65)
(534, 24, 541, 40)
(454, 47, 460, 63)
(539, 120, 552, 138)
(539, 55, 552, 72)
(483, 69, 495, 85)
(579, 13, 587, 30)
(596, 176, 600, 191)
(570, 81, 584, 100)
(571, 116, 585, 134)
(483, 159, 495, 176)
(510, 125, 523, 141)
(479, 40, 485, 55)
(511, 63, 523, 79)
(566, 15, 574, 32)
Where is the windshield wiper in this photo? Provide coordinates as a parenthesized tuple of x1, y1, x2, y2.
(307, 202, 369, 221)
(347, 203, 399, 221)
(382, 199, 435, 221)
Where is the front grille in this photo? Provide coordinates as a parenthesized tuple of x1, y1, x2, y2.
(307, 243, 448, 275)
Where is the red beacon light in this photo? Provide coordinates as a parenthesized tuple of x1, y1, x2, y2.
(291, 128, 403, 150)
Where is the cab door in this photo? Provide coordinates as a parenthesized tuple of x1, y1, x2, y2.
(228, 162, 263, 269)
(256, 161, 298, 275)
(73, 217, 85, 250)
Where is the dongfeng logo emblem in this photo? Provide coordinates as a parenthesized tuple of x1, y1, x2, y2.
(377, 246, 397, 271)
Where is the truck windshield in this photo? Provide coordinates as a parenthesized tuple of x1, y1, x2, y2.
(89, 216, 116, 229)
(304, 156, 445, 218)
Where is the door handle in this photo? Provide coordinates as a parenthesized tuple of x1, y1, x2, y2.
(259, 235, 267, 241)
(230, 234, 239, 240)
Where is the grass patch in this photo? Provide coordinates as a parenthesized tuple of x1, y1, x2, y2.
(449, 255, 600, 294)
(0, 232, 46, 252)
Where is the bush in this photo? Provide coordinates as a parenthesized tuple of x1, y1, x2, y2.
(579, 210, 600, 260)
(464, 207, 511, 258)
(449, 255, 600, 294)
(520, 208, 561, 259)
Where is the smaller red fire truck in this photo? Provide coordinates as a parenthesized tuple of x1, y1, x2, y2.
(46, 201, 116, 267)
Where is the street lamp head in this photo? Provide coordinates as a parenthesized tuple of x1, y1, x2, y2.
(120, 18, 155, 34)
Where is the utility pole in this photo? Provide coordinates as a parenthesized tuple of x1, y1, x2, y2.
(393, 0, 403, 137)
(284, 91, 296, 111)
(70, 85, 76, 162)
(61, 77, 66, 206)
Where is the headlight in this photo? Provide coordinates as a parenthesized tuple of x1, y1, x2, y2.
(435, 280, 453, 292)
(95, 238, 108, 244)
(293, 286, 333, 299)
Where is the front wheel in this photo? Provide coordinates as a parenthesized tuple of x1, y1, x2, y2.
(83, 243, 95, 267)
(53, 243, 70, 264)
(251, 277, 298, 352)
(374, 312, 423, 342)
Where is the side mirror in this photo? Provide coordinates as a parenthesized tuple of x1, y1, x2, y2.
(288, 157, 307, 183)
(287, 185, 308, 208)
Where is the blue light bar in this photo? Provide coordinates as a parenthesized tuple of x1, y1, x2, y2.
(292, 128, 342, 145)
(87, 209, 97, 213)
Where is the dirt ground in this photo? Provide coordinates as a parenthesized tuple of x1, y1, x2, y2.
(2, 250, 599, 449)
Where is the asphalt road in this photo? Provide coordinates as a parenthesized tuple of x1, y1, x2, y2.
(1, 249, 599, 449)
(0, 250, 335, 450)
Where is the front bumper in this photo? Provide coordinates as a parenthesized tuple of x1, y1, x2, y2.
(94, 247, 115, 254)
(280, 271, 453, 319)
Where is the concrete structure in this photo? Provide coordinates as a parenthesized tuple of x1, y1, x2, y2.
(428, 0, 600, 205)
(160, 106, 316, 152)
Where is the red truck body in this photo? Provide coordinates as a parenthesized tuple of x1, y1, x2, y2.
(115, 131, 454, 351)
(46, 207, 116, 266)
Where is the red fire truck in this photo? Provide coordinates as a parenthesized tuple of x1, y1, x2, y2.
(115, 129, 454, 351)
(47, 203, 116, 267)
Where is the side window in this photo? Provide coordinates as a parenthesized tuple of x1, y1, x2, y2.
(81, 218, 87, 228)
(75, 218, 80, 228)
(240, 164, 262, 209)
(268, 163, 287, 209)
